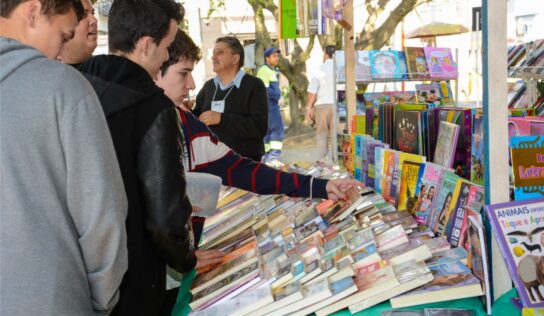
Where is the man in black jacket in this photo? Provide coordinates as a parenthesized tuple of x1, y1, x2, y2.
(75, 0, 195, 314)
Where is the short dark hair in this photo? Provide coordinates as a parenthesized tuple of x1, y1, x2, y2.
(1, 0, 85, 20)
(108, 0, 184, 54)
(325, 45, 336, 58)
(216, 36, 244, 70)
(160, 30, 201, 75)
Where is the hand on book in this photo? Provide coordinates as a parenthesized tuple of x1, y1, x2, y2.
(195, 249, 225, 269)
(325, 179, 364, 201)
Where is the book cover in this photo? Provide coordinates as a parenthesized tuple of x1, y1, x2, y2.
(467, 216, 492, 315)
(510, 136, 544, 201)
(415, 83, 441, 107)
(471, 110, 484, 185)
(398, 51, 410, 79)
(485, 198, 544, 308)
(398, 161, 425, 213)
(316, 265, 399, 316)
(370, 50, 404, 79)
(290, 277, 358, 316)
(348, 261, 433, 314)
(433, 121, 460, 169)
(430, 171, 460, 234)
(267, 279, 332, 316)
(356, 50, 372, 81)
(405, 47, 430, 79)
(436, 108, 473, 179)
(392, 152, 426, 205)
(445, 180, 473, 246)
(425, 247, 468, 267)
(375, 225, 409, 251)
(190, 261, 261, 309)
(381, 149, 398, 203)
(416, 163, 450, 225)
(337, 133, 353, 173)
(395, 110, 421, 154)
(389, 261, 483, 308)
(424, 47, 458, 79)
(353, 134, 364, 181)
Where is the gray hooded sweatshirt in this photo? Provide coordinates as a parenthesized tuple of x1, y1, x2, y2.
(0, 38, 128, 315)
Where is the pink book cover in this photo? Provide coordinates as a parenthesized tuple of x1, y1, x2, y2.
(509, 117, 532, 139)
(424, 47, 458, 79)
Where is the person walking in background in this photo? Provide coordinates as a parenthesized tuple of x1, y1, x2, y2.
(306, 45, 337, 162)
(257, 47, 284, 164)
(0, 0, 128, 314)
(193, 36, 268, 162)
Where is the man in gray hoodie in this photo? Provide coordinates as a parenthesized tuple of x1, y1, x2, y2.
(0, 1, 128, 315)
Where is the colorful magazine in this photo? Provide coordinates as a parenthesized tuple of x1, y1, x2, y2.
(485, 198, 544, 308)
(510, 136, 544, 201)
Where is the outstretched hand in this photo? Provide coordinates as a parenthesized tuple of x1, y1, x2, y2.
(195, 249, 225, 269)
(325, 179, 365, 201)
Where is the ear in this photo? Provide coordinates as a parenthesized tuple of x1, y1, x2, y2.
(232, 53, 240, 66)
(26, 0, 42, 28)
(135, 36, 153, 57)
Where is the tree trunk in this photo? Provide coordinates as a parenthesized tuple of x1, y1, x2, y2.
(248, 0, 315, 136)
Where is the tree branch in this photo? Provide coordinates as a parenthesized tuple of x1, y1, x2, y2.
(356, 0, 431, 50)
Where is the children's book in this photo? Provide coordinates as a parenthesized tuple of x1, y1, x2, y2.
(510, 136, 544, 201)
(471, 110, 484, 185)
(398, 161, 425, 213)
(485, 198, 544, 308)
(433, 121, 459, 169)
(405, 47, 430, 79)
(424, 47, 458, 79)
(398, 51, 410, 79)
(415, 83, 441, 107)
(467, 216, 492, 315)
(370, 50, 404, 79)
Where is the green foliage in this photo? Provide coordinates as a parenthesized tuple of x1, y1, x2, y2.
(538, 80, 544, 99)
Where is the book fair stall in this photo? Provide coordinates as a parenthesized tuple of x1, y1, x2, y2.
(175, 1, 544, 316)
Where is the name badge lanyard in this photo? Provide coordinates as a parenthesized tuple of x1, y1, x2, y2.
(211, 84, 235, 113)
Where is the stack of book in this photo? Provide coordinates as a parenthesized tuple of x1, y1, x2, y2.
(189, 160, 488, 315)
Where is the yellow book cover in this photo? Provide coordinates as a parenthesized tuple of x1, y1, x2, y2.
(398, 161, 424, 213)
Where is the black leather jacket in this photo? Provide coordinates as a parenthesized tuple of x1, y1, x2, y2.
(77, 55, 196, 315)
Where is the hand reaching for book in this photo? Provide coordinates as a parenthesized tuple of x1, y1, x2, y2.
(325, 179, 364, 201)
(195, 250, 225, 269)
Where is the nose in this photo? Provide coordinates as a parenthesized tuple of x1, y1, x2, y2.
(90, 12, 97, 25)
(187, 73, 195, 90)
